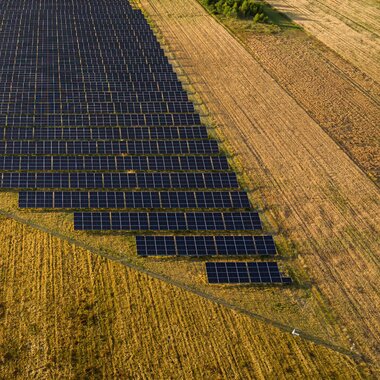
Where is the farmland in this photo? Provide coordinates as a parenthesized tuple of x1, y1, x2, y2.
(0, 217, 371, 378)
(265, 0, 380, 84)
(243, 29, 380, 183)
(0, 0, 379, 376)
(208, 12, 380, 183)
(138, 0, 380, 365)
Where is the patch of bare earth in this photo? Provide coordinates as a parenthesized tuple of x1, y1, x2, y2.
(139, 0, 380, 365)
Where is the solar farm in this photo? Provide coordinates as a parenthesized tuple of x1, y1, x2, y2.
(0, 0, 378, 377)
(0, 0, 292, 285)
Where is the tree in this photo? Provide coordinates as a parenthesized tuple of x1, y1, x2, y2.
(253, 12, 261, 23)
(240, 0, 249, 16)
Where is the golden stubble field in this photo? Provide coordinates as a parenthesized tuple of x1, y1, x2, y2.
(266, 0, 380, 83)
(136, 0, 380, 365)
(237, 26, 380, 182)
(0, 217, 371, 378)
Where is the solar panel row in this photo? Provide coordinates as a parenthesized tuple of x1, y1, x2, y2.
(0, 113, 201, 127)
(74, 212, 262, 231)
(0, 155, 229, 171)
(206, 262, 292, 284)
(1, 78, 181, 86)
(0, 140, 219, 155)
(136, 236, 276, 257)
(0, 71, 177, 79)
(0, 172, 238, 189)
(0, 126, 208, 140)
(19, 191, 250, 209)
(0, 101, 196, 114)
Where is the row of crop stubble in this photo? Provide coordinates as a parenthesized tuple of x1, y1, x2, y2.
(0, 216, 371, 379)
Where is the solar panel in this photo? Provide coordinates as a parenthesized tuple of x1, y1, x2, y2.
(205, 262, 292, 284)
(0, 155, 229, 171)
(0, 140, 219, 155)
(136, 235, 276, 256)
(0, 172, 238, 189)
(19, 191, 251, 209)
(73, 212, 262, 231)
(1, 126, 209, 140)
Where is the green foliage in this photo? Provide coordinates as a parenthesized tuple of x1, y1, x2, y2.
(204, 0, 269, 22)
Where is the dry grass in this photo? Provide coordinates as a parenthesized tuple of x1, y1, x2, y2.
(242, 29, 380, 182)
(265, 0, 380, 83)
(0, 217, 371, 379)
(138, 0, 380, 365)
(0, 192, 342, 355)
(216, 16, 380, 182)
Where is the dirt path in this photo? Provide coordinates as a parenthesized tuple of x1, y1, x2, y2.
(139, 0, 380, 363)
(266, 0, 380, 83)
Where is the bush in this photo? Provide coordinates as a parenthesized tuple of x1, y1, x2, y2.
(204, 0, 269, 23)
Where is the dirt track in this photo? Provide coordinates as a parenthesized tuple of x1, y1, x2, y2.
(266, 0, 380, 83)
(140, 0, 380, 363)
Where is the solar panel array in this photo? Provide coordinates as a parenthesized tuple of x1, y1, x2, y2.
(74, 212, 262, 231)
(0, 0, 291, 285)
(136, 236, 277, 257)
(19, 191, 251, 209)
(206, 262, 292, 284)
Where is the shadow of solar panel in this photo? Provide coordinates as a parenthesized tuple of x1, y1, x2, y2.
(205, 262, 291, 284)
(74, 212, 261, 231)
(136, 235, 276, 256)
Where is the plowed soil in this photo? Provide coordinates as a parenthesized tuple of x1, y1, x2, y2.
(139, 0, 380, 365)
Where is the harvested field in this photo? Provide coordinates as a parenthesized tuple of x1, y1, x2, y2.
(0, 217, 371, 378)
(233, 26, 380, 182)
(266, 0, 380, 84)
(139, 0, 380, 365)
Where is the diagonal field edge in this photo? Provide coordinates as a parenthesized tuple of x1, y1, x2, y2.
(0, 208, 367, 363)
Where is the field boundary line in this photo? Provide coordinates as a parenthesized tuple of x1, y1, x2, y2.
(0, 207, 369, 364)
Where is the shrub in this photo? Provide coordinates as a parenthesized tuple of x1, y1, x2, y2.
(204, 0, 269, 23)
